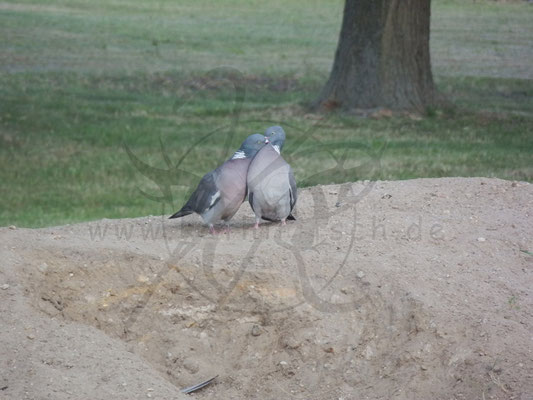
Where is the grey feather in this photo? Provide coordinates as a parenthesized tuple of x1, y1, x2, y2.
(288, 167, 297, 219)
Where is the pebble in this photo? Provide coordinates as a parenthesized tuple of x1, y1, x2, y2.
(356, 271, 365, 279)
(8, 225, 16, 230)
(251, 324, 261, 337)
(183, 358, 199, 374)
(1, 284, 9, 290)
(364, 345, 374, 360)
(38, 262, 48, 273)
(282, 337, 301, 349)
(477, 237, 486, 242)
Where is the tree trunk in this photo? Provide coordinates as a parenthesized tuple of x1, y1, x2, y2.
(316, 0, 437, 112)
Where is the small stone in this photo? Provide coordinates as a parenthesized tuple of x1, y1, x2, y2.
(183, 358, 199, 374)
(8, 225, 16, 230)
(279, 361, 288, 366)
(251, 324, 261, 337)
(137, 275, 150, 283)
(1, 284, 9, 290)
(38, 262, 48, 273)
(363, 345, 374, 360)
(356, 271, 365, 279)
(420, 365, 427, 370)
(27, 334, 35, 340)
(282, 336, 301, 349)
(477, 237, 486, 242)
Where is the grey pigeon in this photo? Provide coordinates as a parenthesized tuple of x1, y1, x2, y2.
(247, 126, 297, 228)
(169, 133, 266, 234)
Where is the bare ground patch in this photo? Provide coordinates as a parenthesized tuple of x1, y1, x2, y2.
(1, 178, 532, 399)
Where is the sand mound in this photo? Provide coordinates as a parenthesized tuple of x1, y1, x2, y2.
(1, 178, 532, 399)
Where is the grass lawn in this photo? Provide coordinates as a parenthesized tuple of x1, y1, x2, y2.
(1, 0, 532, 227)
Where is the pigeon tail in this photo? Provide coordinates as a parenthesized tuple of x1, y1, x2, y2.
(169, 207, 194, 219)
(260, 214, 295, 222)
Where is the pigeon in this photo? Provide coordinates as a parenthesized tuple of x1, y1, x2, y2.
(247, 126, 297, 228)
(169, 133, 267, 234)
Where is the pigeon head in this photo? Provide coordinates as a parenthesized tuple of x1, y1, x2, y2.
(264, 125, 286, 151)
(232, 133, 267, 160)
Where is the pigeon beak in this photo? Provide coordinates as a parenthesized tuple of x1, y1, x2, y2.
(264, 138, 269, 144)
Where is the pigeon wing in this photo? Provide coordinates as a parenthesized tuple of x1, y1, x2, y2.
(169, 170, 220, 218)
(287, 166, 297, 220)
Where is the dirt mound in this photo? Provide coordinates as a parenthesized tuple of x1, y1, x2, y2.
(1, 178, 532, 399)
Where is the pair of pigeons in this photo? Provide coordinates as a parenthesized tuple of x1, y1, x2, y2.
(169, 126, 296, 234)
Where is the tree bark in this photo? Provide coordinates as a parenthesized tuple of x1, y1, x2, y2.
(316, 0, 437, 112)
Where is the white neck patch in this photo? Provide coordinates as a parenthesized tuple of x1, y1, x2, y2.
(272, 144, 280, 154)
(231, 150, 246, 160)
(209, 191, 220, 207)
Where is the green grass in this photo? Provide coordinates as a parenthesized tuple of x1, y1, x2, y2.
(1, 0, 532, 227)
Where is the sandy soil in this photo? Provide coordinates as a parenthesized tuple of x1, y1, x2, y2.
(1, 178, 532, 400)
